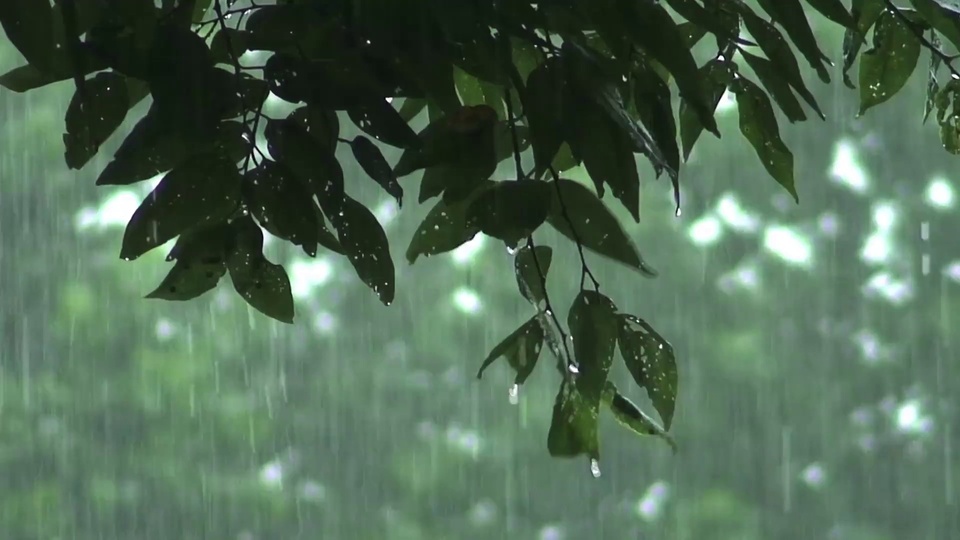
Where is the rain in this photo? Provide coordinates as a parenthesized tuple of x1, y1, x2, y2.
(1, 3, 959, 540)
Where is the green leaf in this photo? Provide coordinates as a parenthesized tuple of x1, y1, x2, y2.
(514, 245, 553, 307)
(226, 217, 295, 324)
(732, 78, 798, 203)
(406, 181, 494, 263)
(63, 72, 131, 170)
(146, 222, 232, 301)
(756, 0, 832, 83)
(120, 152, 241, 260)
(334, 197, 396, 305)
(857, 10, 922, 116)
(568, 290, 618, 408)
(210, 28, 250, 64)
(351, 136, 403, 207)
(617, 314, 678, 431)
(908, 0, 960, 52)
(547, 380, 600, 461)
(602, 382, 677, 453)
(243, 160, 325, 257)
(547, 179, 658, 277)
(679, 60, 733, 161)
(393, 105, 498, 178)
(465, 180, 552, 249)
(476, 316, 545, 386)
(562, 42, 677, 178)
(348, 99, 421, 149)
(805, 0, 859, 29)
(565, 102, 641, 222)
(621, 0, 718, 137)
(736, 8, 825, 119)
(522, 59, 566, 177)
(632, 62, 680, 175)
(842, 0, 885, 88)
(663, 0, 743, 45)
(739, 51, 808, 123)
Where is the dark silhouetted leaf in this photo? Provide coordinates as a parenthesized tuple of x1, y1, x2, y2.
(394, 105, 498, 178)
(842, 0, 885, 88)
(64, 72, 131, 170)
(565, 101, 641, 222)
(476, 316, 545, 385)
(226, 217, 295, 323)
(621, 0, 717, 137)
(0, 0, 64, 74)
(857, 10, 922, 116)
(348, 100, 421, 149)
(351, 136, 403, 207)
(147, 222, 232, 301)
(633, 62, 680, 175)
(514, 245, 553, 307)
(733, 78, 798, 202)
(264, 117, 345, 215)
(334, 197, 395, 305)
(617, 314, 678, 431)
(120, 152, 241, 260)
(547, 179, 658, 277)
(465, 180, 552, 249)
(243, 160, 323, 257)
(523, 59, 566, 176)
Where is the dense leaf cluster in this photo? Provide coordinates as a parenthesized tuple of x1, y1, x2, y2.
(2, 0, 957, 469)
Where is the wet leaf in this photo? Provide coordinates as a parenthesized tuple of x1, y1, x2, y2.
(226, 217, 295, 324)
(617, 314, 678, 431)
(679, 60, 733, 161)
(568, 290, 618, 408)
(547, 380, 600, 460)
(334, 197, 395, 305)
(547, 179, 658, 277)
(146, 222, 232, 301)
(523, 59, 566, 177)
(736, 8, 825, 118)
(393, 105, 499, 178)
(514, 245, 553, 306)
(602, 382, 677, 453)
(857, 10, 922, 116)
(565, 102, 641, 222)
(465, 180, 552, 249)
(351, 136, 403, 207)
(406, 181, 495, 263)
(756, 0, 832, 83)
(243, 160, 323, 257)
(265, 116, 345, 216)
(621, 0, 717, 137)
(348, 100, 421, 149)
(633, 62, 680, 175)
(739, 51, 808, 123)
(733, 78, 798, 203)
(842, 0, 885, 88)
(64, 72, 131, 170)
(0, 0, 65, 74)
(476, 316, 545, 385)
(120, 152, 241, 260)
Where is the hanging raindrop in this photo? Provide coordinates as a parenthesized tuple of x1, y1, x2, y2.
(508, 383, 520, 405)
(590, 458, 602, 478)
